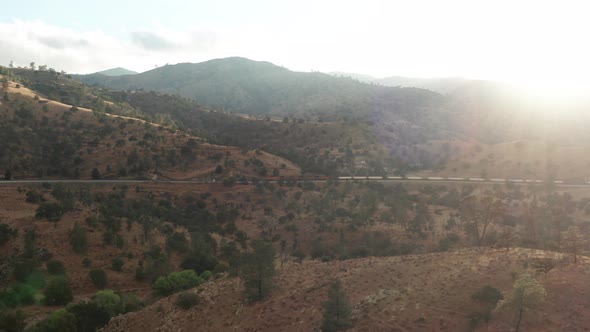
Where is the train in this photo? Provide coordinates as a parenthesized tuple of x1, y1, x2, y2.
(238, 175, 574, 185)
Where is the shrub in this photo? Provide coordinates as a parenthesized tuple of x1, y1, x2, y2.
(200, 270, 212, 281)
(181, 253, 218, 275)
(30, 309, 76, 332)
(91, 168, 101, 180)
(0, 309, 26, 332)
(0, 224, 17, 246)
(89, 269, 108, 289)
(153, 270, 202, 296)
(176, 292, 199, 309)
(46, 260, 66, 275)
(135, 266, 146, 282)
(166, 232, 188, 252)
(69, 223, 87, 254)
(35, 202, 64, 222)
(82, 258, 91, 268)
(321, 280, 352, 332)
(25, 190, 43, 203)
(111, 257, 124, 272)
(0, 283, 37, 307)
(43, 277, 73, 305)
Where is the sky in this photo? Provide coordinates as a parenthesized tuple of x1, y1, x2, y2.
(1, 0, 589, 87)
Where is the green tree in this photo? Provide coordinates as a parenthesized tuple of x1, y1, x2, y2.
(511, 274, 546, 332)
(89, 269, 108, 289)
(4, 169, 12, 180)
(43, 277, 73, 305)
(46, 260, 66, 275)
(241, 240, 276, 301)
(321, 279, 352, 332)
(69, 222, 88, 254)
(35, 202, 64, 223)
(91, 168, 101, 180)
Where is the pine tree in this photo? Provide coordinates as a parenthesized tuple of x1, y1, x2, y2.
(241, 240, 275, 301)
(321, 279, 352, 332)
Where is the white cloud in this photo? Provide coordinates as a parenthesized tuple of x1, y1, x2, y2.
(0, 20, 223, 74)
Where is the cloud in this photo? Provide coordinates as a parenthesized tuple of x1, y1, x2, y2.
(131, 31, 176, 50)
(0, 20, 222, 74)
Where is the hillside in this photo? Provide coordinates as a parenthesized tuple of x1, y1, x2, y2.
(0, 70, 299, 180)
(328, 72, 469, 94)
(77, 57, 590, 150)
(94, 68, 138, 76)
(1, 66, 452, 176)
(76, 57, 450, 126)
(103, 248, 590, 332)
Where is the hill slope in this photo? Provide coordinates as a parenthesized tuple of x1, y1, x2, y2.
(103, 248, 589, 332)
(94, 67, 138, 76)
(0, 71, 299, 180)
(76, 57, 449, 125)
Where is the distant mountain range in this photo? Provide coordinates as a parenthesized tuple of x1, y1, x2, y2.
(94, 67, 138, 76)
(76, 57, 445, 123)
(328, 72, 471, 94)
(75, 57, 590, 145)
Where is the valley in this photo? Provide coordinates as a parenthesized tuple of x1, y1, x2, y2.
(1, 56, 590, 332)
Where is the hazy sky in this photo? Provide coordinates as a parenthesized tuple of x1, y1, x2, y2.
(1, 0, 589, 85)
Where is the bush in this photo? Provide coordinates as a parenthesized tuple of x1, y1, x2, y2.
(175, 292, 199, 309)
(111, 257, 124, 272)
(200, 270, 212, 281)
(166, 232, 188, 252)
(181, 253, 218, 274)
(43, 277, 73, 305)
(30, 309, 76, 332)
(321, 280, 352, 332)
(35, 202, 64, 222)
(153, 270, 202, 296)
(0, 224, 17, 246)
(0, 283, 38, 307)
(91, 168, 101, 180)
(135, 266, 146, 281)
(46, 260, 66, 275)
(25, 190, 43, 203)
(89, 269, 108, 289)
(0, 309, 26, 332)
(82, 258, 91, 268)
(69, 223, 88, 254)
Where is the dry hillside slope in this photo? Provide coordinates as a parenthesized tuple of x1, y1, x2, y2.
(0, 79, 300, 180)
(103, 248, 589, 332)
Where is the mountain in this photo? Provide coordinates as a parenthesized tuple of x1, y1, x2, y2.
(0, 67, 298, 180)
(328, 71, 376, 82)
(327, 71, 470, 94)
(94, 67, 138, 76)
(77, 57, 446, 122)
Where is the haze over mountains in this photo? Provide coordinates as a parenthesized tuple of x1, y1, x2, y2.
(329, 71, 470, 94)
(94, 67, 138, 76)
(77, 56, 590, 146)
